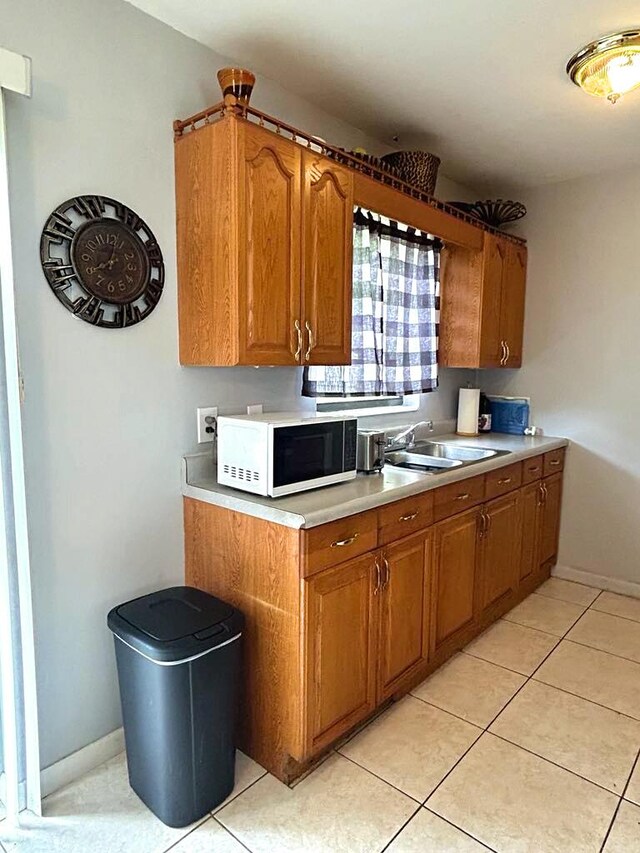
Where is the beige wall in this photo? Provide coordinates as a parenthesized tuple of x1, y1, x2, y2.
(482, 166, 640, 585)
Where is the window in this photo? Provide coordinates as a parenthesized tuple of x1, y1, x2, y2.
(303, 208, 441, 409)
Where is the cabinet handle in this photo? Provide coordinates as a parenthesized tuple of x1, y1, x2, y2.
(399, 511, 419, 522)
(293, 320, 302, 362)
(304, 321, 315, 362)
(500, 341, 507, 366)
(373, 559, 381, 595)
(382, 555, 391, 591)
(505, 341, 510, 364)
(528, 465, 540, 473)
(485, 511, 492, 533)
(497, 477, 512, 485)
(330, 533, 359, 548)
(478, 512, 487, 538)
(538, 483, 546, 505)
(455, 492, 471, 501)
(542, 483, 548, 501)
(549, 459, 561, 467)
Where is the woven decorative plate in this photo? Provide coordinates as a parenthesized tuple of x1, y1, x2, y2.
(448, 199, 527, 228)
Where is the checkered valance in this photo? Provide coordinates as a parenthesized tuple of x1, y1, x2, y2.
(302, 208, 441, 397)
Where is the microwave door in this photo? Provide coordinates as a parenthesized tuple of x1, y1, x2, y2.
(272, 422, 345, 492)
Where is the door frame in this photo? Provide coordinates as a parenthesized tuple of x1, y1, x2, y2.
(0, 45, 40, 821)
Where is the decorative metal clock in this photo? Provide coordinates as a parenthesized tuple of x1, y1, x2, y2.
(40, 195, 164, 328)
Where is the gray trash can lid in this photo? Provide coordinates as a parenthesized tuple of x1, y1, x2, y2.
(107, 586, 243, 663)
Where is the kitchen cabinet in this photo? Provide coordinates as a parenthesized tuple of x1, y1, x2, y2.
(539, 472, 563, 567)
(302, 151, 353, 365)
(184, 448, 565, 783)
(378, 532, 431, 700)
(431, 508, 481, 655)
(439, 232, 527, 369)
(478, 492, 522, 614)
(175, 117, 353, 366)
(304, 553, 378, 753)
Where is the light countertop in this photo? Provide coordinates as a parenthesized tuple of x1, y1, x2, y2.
(182, 433, 568, 529)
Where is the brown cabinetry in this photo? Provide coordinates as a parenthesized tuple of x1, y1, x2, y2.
(184, 447, 565, 784)
(175, 117, 353, 366)
(440, 232, 527, 369)
(478, 492, 522, 614)
(304, 553, 378, 753)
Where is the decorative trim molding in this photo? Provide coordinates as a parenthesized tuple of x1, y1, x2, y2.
(40, 728, 125, 798)
(553, 564, 640, 599)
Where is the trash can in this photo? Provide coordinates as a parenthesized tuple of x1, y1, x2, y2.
(107, 586, 244, 828)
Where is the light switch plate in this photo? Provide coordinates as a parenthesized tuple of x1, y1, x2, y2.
(196, 406, 218, 444)
(246, 404, 263, 415)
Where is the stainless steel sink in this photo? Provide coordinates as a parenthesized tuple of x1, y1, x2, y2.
(385, 440, 511, 474)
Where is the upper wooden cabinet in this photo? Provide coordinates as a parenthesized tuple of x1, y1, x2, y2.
(440, 232, 527, 369)
(175, 117, 353, 366)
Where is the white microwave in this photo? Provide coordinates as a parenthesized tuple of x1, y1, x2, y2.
(217, 413, 358, 497)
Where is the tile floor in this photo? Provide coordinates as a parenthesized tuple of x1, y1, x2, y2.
(4, 580, 640, 852)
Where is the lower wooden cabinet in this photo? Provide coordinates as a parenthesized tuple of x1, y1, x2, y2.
(478, 491, 522, 615)
(539, 472, 563, 565)
(303, 553, 378, 753)
(431, 508, 480, 655)
(378, 532, 431, 700)
(184, 448, 566, 784)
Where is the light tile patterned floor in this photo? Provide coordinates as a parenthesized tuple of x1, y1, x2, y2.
(4, 581, 640, 852)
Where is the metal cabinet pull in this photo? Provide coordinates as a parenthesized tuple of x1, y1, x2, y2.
(478, 512, 487, 538)
(549, 459, 561, 467)
(542, 483, 548, 501)
(330, 533, 360, 548)
(382, 556, 391, 591)
(500, 341, 507, 365)
(455, 492, 471, 501)
(528, 465, 540, 472)
(538, 484, 546, 505)
(498, 477, 512, 485)
(293, 320, 302, 362)
(486, 511, 492, 532)
(373, 559, 381, 595)
(399, 511, 419, 522)
(304, 321, 315, 361)
(505, 341, 510, 364)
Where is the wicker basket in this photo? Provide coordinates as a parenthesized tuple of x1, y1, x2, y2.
(380, 150, 441, 196)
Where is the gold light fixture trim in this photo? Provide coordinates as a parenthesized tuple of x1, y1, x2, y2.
(567, 29, 640, 104)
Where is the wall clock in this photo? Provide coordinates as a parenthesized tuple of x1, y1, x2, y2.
(40, 195, 164, 328)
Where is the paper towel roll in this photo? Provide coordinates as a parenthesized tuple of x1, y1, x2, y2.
(457, 388, 480, 436)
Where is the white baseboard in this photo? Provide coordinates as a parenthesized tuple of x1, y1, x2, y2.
(552, 564, 640, 599)
(40, 727, 125, 798)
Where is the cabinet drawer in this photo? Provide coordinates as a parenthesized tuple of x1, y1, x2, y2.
(544, 448, 565, 477)
(378, 492, 434, 546)
(522, 455, 544, 484)
(485, 462, 522, 500)
(301, 511, 378, 577)
(434, 475, 485, 522)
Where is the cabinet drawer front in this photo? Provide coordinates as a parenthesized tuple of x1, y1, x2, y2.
(433, 475, 485, 522)
(485, 462, 523, 500)
(378, 492, 434, 545)
(301, 511, 378, 577)
(522, 455, 544, 484)
(544, 448, 565, 477)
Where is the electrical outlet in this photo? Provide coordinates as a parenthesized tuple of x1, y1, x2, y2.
(196, 406, 218, 444)
(246, 404, 263, 415)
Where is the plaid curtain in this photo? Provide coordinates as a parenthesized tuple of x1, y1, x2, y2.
(302, 208, 441, 397)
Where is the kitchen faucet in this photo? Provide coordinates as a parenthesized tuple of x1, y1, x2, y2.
(385, 420, 434, 452)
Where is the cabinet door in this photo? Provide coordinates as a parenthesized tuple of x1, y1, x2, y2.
(520, 481, 542, 583)
(431, 508, 480, 654)
(500, 242, 527, 368)
(478, 492, 522, 613)
(378, 532, 431, 700)
(304, 553, 377, 753)
(539, 473, 563, 566)
(237, 122, 302, 365)
(302, 152, 354, 365)
(478, 234, 506, 367)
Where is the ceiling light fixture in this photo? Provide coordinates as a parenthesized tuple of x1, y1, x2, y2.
(567, 29, 640, 104)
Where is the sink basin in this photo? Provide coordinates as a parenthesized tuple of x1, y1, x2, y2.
(384, 451, 463, 474)
(385, 440, 511, 474)
(409, 442, 500, 462)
